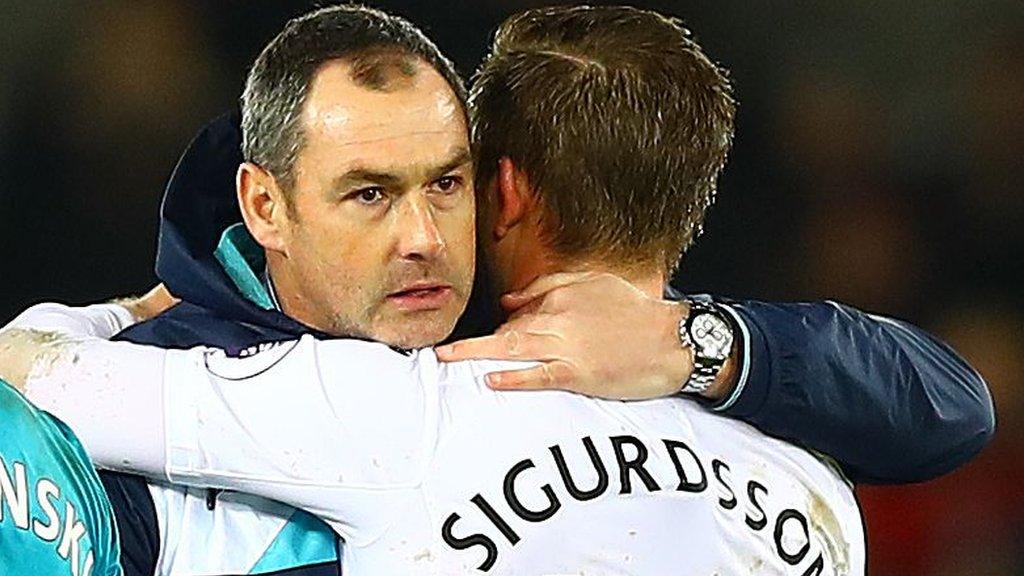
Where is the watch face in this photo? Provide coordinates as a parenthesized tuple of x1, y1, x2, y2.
(691, 313, 733, 359)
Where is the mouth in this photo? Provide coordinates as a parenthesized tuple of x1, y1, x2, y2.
(386, 283, 454, 312)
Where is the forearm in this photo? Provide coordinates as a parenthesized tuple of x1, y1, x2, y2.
(0, 300, 414, 526)
(3, 301, 137, 340)
(0, 330, 169, 476)
(4, 329, 322, 504)
(720, 299, 995, 483)
(0, 301, 137, 393)
(0, 301, 168, 473)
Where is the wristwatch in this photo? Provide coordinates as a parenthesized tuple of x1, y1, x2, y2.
(678, 299, 735, 395)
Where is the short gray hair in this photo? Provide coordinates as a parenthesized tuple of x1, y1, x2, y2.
(241, 3, 466, 191)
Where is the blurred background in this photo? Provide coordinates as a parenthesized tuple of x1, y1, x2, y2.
(1, 1, 1020, 573)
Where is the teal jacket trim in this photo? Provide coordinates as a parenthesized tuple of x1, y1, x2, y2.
(248, 509, 339, 573)
(214, 223, 274, 311)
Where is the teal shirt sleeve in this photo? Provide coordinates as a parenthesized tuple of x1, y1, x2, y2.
(0, 379, 121, 576)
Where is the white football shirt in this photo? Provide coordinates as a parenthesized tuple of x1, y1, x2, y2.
(22, 332, 865, 575)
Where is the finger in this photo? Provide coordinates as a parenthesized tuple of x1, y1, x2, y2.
(149, 283, 180, 307)
(501, 271, 598, 311)
(435, 334, 510, 362)
(435, 329, 562, 362)
(486, 361, 576, 391)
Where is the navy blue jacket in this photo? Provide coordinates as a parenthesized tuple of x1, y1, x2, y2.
(106, 111, 994, 575)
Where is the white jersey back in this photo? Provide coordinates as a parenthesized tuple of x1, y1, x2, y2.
(158, 335, 865, 575)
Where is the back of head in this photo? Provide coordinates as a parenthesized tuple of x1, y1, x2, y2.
(241, 3, 466, 191)
(471, 5, 735, 272)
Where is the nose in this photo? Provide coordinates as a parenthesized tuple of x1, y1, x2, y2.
(395, 194, 445, 261)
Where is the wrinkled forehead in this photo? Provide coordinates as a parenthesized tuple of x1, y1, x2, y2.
(300, 58, 467, 157)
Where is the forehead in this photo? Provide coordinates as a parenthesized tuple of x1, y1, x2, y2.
(298, 58, 467, 173)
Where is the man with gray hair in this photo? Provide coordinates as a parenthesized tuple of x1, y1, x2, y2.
(1, 7, 865, 573)
(0, 3, 991, 576)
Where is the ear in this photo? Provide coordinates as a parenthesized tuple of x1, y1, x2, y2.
(237, 163, 290, 254)
(494, 157, 533, 240)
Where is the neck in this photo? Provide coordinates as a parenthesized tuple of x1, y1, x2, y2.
(510, 255, 666, 300)
(264, 251, 329, 332)
(262, 265, 283, 311)
(618, 270, 666, 299)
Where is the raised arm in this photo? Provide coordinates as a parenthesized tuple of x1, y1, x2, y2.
(437, 273, 994, 484)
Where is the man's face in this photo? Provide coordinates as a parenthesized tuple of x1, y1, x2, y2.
(277, 58, 475, 348)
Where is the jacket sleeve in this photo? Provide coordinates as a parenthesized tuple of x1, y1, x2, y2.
(682, 293, 995, 484)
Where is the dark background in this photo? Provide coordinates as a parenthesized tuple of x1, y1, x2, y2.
(2, 1, 1021, 573)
